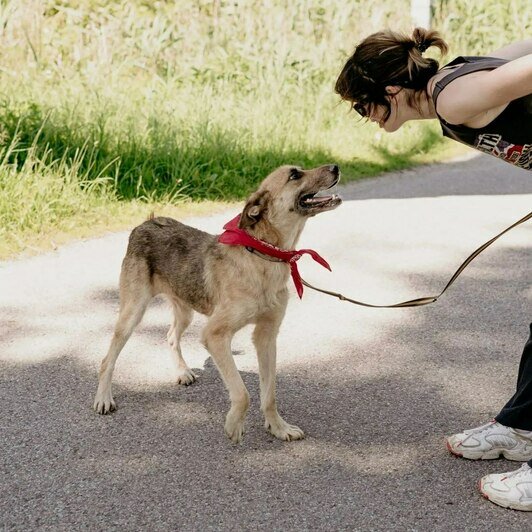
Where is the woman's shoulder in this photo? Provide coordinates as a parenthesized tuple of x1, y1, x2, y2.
(429, 57, 504, 105)
(432, 53, 531, 127)
(430, 42, 532, 125)
(432, 57, 508, 105)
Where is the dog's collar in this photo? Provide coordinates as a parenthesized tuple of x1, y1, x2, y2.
(218, 214, 331, 298)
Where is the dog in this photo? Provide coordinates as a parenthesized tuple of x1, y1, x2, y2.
(93, 164, 342, 443)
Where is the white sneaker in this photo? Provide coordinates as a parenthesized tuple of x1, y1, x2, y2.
(445, 420, 532, 460)
(479, 464, 532, 511)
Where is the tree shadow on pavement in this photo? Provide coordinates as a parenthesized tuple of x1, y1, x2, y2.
(1, 252, 531, 532)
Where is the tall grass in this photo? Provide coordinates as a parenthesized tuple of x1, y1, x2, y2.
(0, 1, 529, 256)
(0, 1, 421, 200)
(0, 140, 110, 231)
(432, 0, 530, 53)
(0, 133, 114, 254)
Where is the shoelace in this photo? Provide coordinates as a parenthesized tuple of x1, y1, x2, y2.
(503, 464, 531, 480)
(462, 420, 498, 436)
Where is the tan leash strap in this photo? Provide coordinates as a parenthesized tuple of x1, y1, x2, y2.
(301, 210, 532, 309)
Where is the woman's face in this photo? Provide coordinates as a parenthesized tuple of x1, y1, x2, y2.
(362, 87, 409, 133)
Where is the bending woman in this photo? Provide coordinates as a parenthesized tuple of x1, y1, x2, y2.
(335, 28, 532, 511)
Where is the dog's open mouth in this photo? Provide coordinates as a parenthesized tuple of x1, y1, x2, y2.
(297, 180, 342, 214)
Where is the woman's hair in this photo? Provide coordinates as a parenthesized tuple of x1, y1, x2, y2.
(335, 27, 449, 120)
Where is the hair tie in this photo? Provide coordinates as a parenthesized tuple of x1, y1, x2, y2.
(416, 41, 428, 53)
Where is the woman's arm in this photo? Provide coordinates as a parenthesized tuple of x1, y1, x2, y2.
(490, 39, 532, 60)
(436, 53, 532, 124)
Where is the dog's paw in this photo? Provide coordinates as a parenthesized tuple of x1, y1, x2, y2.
(225, 411, 245, 444)
(225, 422, 244, 444)
(176, 368, 197, 386)
(93, 391, 116, 415)
(265, 417, 305, 441)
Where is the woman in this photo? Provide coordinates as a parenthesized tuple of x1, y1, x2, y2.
(335, 28, 532, 511)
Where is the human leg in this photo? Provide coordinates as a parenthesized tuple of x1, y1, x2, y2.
(446, 323, 532, 460)
(495, 323, 532, 430)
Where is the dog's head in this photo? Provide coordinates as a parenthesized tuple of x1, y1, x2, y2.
(239, 164, 342, 247)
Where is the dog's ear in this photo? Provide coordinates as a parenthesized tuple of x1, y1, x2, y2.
(240, 190, 270, 230)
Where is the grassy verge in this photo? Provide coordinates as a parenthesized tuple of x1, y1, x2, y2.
(0, 198, 237, 260)
(0, 126, 464, 260)
(0, 0, 527, 259)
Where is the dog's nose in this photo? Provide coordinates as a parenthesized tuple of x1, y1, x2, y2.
(328, 164, 339, 176)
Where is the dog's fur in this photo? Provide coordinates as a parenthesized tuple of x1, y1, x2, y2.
(93, 164, 341, 442)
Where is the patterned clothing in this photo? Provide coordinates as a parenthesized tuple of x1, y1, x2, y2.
(432, 56, 532, 170)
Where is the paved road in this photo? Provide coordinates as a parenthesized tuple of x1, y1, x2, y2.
(1, 154, 531, 531)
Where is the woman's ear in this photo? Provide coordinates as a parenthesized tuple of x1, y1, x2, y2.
(385, 85, 403, 96)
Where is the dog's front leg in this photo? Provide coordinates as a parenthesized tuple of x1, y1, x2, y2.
(202, 315, 250, 444)
(253, 301, 304, 442)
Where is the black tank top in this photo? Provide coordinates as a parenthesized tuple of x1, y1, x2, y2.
(432, 56, 532, 170)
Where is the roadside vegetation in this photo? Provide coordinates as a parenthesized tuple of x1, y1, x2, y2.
(0, 0, 529, 258)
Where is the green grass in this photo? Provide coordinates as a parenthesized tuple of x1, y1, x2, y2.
(0, 0, 529, 258)
(432, 0, 531, 53)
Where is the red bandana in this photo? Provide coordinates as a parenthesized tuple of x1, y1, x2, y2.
(218, 214, 331, 299)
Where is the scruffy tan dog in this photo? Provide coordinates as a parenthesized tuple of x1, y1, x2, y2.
(93, 164, 342, 443)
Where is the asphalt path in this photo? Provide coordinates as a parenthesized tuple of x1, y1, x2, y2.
(1, 153, 531, 531)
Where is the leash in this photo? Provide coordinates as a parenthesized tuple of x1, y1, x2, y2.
(223, 210, 531, 309)
(300, 210, 532, 308)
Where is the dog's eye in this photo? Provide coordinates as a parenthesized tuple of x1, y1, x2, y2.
(289, 168, 302, 181)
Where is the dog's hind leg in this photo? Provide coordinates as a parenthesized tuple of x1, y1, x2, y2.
(93, 258, 152, 414)
(167, 300, 196, 385)
(254, 299, 304, 441)
(202, 310, 250, 443)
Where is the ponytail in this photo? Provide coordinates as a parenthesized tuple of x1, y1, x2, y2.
(335, 27, 449, 119)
